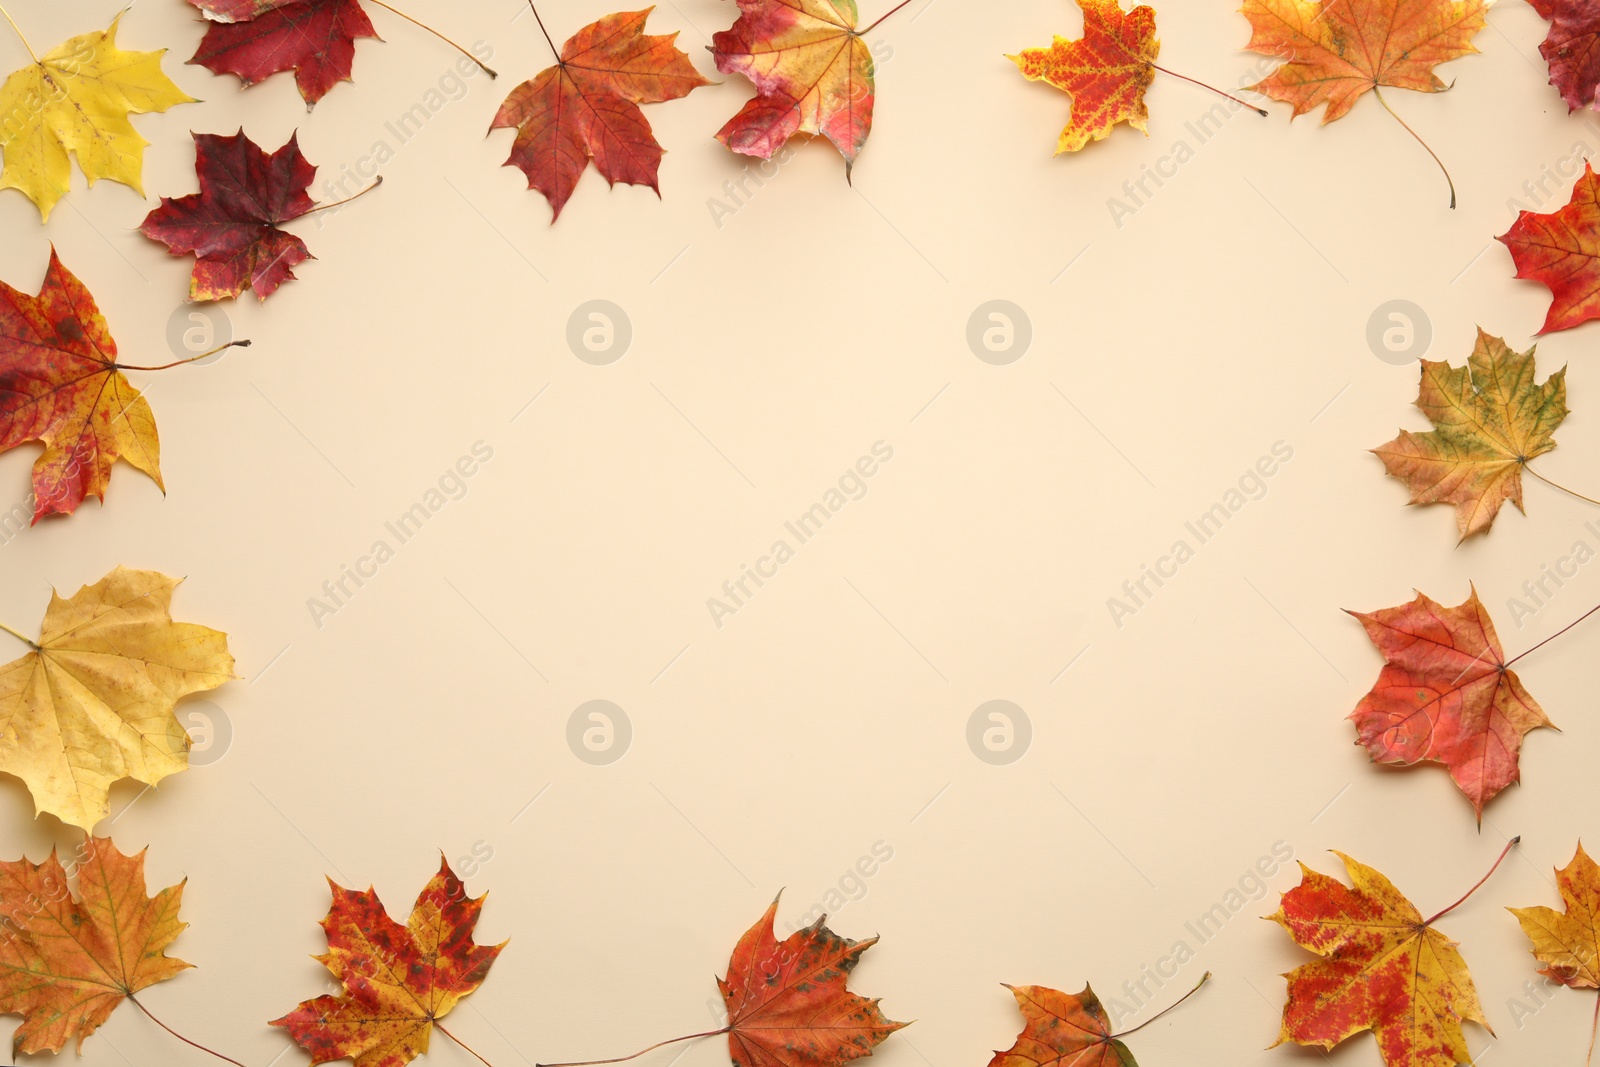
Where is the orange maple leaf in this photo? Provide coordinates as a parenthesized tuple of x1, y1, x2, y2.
(491, 8, 709, 222)
(0, 838, 190, 1056)
(1271, 845, 1513, 1067)
(272, 857, 505, 1067)
(1509, 842, 1600, 1061)
(1009, 0, 1160, 153)
(990, 975, 1208, 1067)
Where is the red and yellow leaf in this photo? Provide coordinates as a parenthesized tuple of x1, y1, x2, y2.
(1009, 0, 1160, 154)
(1499, 162, 1600, 334)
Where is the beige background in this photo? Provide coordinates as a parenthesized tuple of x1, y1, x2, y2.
(0, 0, 1597, 1063)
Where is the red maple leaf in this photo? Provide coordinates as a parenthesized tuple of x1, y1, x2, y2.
(1347, 586, 1553, 819)
(140, 130, 319, 302)
(490, 9, 709, 222)
(188, 0, 379, 107)
(1499, 162, 1600, 333)
(1530, 0, 1600, 111)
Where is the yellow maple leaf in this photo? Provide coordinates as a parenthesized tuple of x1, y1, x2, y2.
(0, 14, 195, 220)
(0, 566, 235, 832)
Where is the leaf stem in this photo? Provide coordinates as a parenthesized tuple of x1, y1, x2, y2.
(1111, 971, 1210, 1039)
(1423, 836, 1519, 926)
(1373, 86, 1455, 209)
(1588, 991, 1599, 1066)
(0, 3, 36, 63)
(0, 621, 36, 650)
(127, 995, 248, 1067)
(365, 0, 497, 77)
(537, 1027, 733, 1067)
(115, 340, 251, 372)
(1526, 464, 1600, 509)
(860, 0, 917, 35)
(1151, 65, 1267, 115)
(1506, 603, 1600, 669)
(437, 1023, 497, 1067)
(304, 175, 384, 216)
(526, 1, 560, 62)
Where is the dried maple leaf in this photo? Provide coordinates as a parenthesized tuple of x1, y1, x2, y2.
(0, 15, 194, 220)
(491, 8, 709, 222)
(1373, 329, 1568, 541)
(1009, 0, 1159, 154)
(0, 250, 165, 521)
(1529, 0, 1600, 111)
(1499, 162, 1600, 334)
(1240, 0, 1488, 204)
(0, 837, 190, 1055)
(1509, 842, 1600, 1059)
(273, 857, 506, 1067)
(991, 974, 1208, 1067)
(188, 0, 380, 107)
(719, 895, 905, 1067)
(0, 566, 235, 832)
(1271, 846, 1511, 1067)
(141, 130, 320, 302)
(1347, 586, 1552, 819)
(712, 0, 898, 175)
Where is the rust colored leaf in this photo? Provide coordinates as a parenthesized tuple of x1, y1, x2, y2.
(272, 857, 505, 1067)
(187, 0, 379, 106)
(1009, 0, 1159, 154)
(1347, 586, 1553, 819)
(1529, 0, 1600, 111)
(0, 250, 163, 521)
(711, 0, 876, 174)
(1499, 162, 1600, 334)
(1272, 850, 1502, 1067)
(140, 130, 319, 302)
(491, 8, 708, 222)
(1372, 329, 1568, 540)
(991, 975, 1207, 1067)
(0, 837, 190, 1055)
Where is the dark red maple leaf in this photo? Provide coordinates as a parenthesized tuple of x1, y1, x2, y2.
(188, 0, 379, 107)
(140, 130, 319, 302)
(1530, 0, 1600, 111)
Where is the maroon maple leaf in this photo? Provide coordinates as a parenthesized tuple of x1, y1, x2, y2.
(188, 0, 378, 107)
(1531, 0, 1600, 111)
(141, 130, 318, 302)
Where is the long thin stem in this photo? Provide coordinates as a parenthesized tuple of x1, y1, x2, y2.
(304, 175, 384, 216)
(1507, 603, 1600, 669)
(1587, 991, 1599, 1066)
(1151, 65, 1267, 115)
(127, 995, 248, 1067)
(0, 3, 36, 63)
(537, 1027, 732, 1067)
(116, 340, 250, 372)
(1423, 837, 1519, 926)
(0, 620, 36, 649)
(1526, 464, 1600, 509)
(1373, 86, 1456, 209)
(437, 1023, 497, 1067)
(526, 1, 560, 62)
(1112, 971, 1210, 1039)
(366, 0, 497, 76)
(860, 0, 917, 35)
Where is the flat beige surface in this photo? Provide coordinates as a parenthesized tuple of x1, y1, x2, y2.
(0, 0, 1597, 1063)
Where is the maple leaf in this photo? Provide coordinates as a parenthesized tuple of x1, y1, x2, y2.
(1499, 162, 1600, 334)
(490, 8, 709, 222)
(1009, 0, 1160, 154)
(141, 130, 320, 302)
(0, 837, 190, 1055)
(719, 895, 906, 1067)
(1347, 586, 1553, 819)
(0, 250, 166, 521)
(273, 857, 506, 1067)
(711, 0, 891, 174)
(0, 566, 235, 832)
(990, 975, 1208, 1067)
(1509, 842, 1600, 1059)
(1271, 848, 1508, 1067)
(188, 0, 380, 107)
(1373, 329, 1568, 541)
(1529, 0, 1600, 111)
(0, 15, 194, 221)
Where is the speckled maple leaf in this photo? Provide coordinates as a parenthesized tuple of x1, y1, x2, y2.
(1529, 0, 1600, 111)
